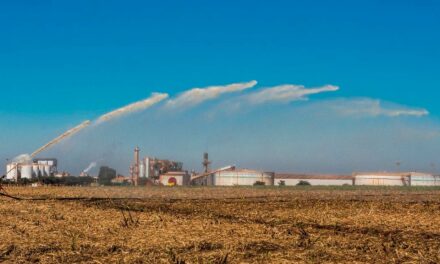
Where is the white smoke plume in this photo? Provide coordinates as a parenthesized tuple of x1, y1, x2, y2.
(97, 93, 169, 124)
(165, 80, 257, 109)
(83, 162, 97, 173)
(246, 84, 339, 105)
(31, 120, 92, 157)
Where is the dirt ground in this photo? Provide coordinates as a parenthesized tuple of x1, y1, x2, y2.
(0, 186, 440, 263)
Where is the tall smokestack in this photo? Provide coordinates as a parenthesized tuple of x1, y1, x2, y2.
(132, 147, 140, 186)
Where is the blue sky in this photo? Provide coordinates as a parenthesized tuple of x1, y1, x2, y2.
(1, 1, 439, 174)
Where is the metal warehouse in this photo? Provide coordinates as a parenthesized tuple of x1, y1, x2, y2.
(353, 172, 440, 186)
(275, 174, 354, 186)
(204, 169, 275, 186)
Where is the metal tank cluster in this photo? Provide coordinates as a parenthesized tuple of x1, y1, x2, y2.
(6, 159, 57, 181)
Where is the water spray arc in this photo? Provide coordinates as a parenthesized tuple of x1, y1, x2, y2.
(31, 120, 92, 158)
(3, 120, 92, 178)
(96, 93, 169, 124)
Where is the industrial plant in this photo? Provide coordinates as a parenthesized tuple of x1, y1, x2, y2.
(4, 144, 440, 187)
(2, 82, 438, 187)
(123, 147, 440, 187)
(6, 158, 58, 181)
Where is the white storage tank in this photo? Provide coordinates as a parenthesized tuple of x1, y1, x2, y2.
(6, 163, 18, 181)
(39, 165, 46, 176)
(139, 163, 146, 178)
(44, 165, 51, 177)
(20, 164, 33, 179)
(209, 169, 274, 186)
(32, 164, 40, 177)
(145, 157, 151, 178)
(409, 173, 440, 186)
(354, 172, 411, 186)
(275, 174, 353, 186)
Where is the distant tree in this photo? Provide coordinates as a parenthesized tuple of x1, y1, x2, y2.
(253, 181, 266, 186)
(98, 166, 117, 185)
(278, 180, 286, 186)
(39, 176, 63, 185)
(63, 176, 95, 186)
(297, 180, 311, 186)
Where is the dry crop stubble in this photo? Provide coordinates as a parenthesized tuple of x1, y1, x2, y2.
(0, 186, 440, 263)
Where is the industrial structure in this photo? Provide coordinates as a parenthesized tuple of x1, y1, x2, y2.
(5, 146, 440, 188)
(129, 147, 187, 186)
(275, 174, 353, 186)
(353, 172, 440, 186)
(5, 158, 57, 181)
(127, 150, 440, 187)
(202, 152, 211, 173)
(197, 169, 275, 186)
(159, 171, 190, 186)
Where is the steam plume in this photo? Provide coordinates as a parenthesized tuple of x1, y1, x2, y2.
(165, 80, 257, 109)
(31, 120, 92, 157)
(97, 93, 169, 123)
(83, 162, 97, 173)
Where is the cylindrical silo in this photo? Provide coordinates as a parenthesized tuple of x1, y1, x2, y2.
(32, 164, 40, 177)
(6, 163, 18, 181)
(139, 163, 145, 178)
(44, 165, 51, 177)
(39, 165, 46, 176)
(145, 157, 150, 178)
(213, 170, 274, 186)
(21, 164, 33, 179)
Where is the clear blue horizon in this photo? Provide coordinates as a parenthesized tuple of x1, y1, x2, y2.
(1, 1, 439, 175)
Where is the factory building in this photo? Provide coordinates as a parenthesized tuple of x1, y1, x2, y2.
(5, 159, 57, 181)
(144, 157, 183, 179)
(275, 174, 353, 186)
(353, 172, 440, 186)
(197, 168, 274, 186)
(33, 159, 57, 177)
(130, 147, 185, 186)
(159, 171, 190, 186)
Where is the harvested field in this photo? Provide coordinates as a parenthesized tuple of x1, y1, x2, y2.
(1, 186, 440, 263)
